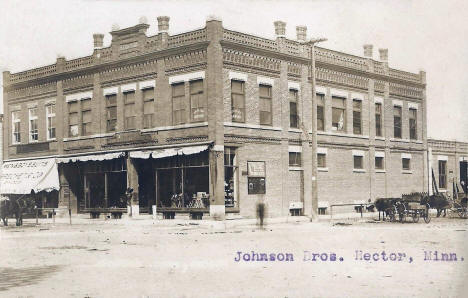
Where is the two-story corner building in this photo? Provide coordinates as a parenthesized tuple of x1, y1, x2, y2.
(0, 16, 428, 219)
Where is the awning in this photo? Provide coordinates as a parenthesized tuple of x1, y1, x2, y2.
(130, 145, 209, 159)
(0, 158, 60, 194)
(57, 152, 125, 163)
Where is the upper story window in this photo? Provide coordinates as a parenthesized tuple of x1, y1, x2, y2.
(402, 157, 411, 171)
(46, 105, 56, 140)
(68, 101, 79, 137)
(81, 99, 92, 136)
(172, 82, 185, 125)
(106, 94, 117, 132)
(190, 79, 205, 122)
(332, 96, 346, 132)
(317, 153, 326, 168)
(375, 103, 382, 137)
(289, 89, 298, 128)
(353, 155, 364, 170)
(29, 107, 38, 142)
(353, 99, 362, 135)
(375, 155, 385, 170)
(409, 108, 417, 140)
(438, 160, 447, 189)
(317, 93, 325, 131)
(11, 110, 21, 144)
(289, 152, 302, 167)
(143, 88, 155, 129)
(231, 80, 245, 123)
(393, 105, 402, 139)
(259, 84, 272, 125)
(124, 91, 136, 130)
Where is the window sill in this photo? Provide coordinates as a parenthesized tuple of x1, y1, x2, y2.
(224, 122, 282, 131)
(288, 166, 303, 171)
(288, 128, 302, 133)
(402, 170, 413, 174)
(391, 138, 410, 143)
(317, 131, 369, 139)
(353, 169, 366, 173)
(64, 132, 115, 142)
(318, 167, 328, 172)
(375, 137, 385, 141)
(375, 169, 386, 173)
(141, 122, 208, 132)
(47, 138, 57, 142)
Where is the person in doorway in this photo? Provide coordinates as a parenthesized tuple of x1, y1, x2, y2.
(125, 188, 134, 216)
(256, 197, 266, 229)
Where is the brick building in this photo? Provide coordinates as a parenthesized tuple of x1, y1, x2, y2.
(428, 139, 468, 195)
(1, 16, 429, 219)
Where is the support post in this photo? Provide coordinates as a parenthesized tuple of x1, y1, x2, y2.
(126, 156, 139, 217)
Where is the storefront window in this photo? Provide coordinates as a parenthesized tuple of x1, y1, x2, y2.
(224, 147, 238, 208)
(156, 151, 210, 210)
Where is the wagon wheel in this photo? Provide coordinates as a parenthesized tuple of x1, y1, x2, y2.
(423, 204, 431, 223)
(458, 207, 467, 219)
(399, 211, 406, 223)
(412, 212, 420, 223)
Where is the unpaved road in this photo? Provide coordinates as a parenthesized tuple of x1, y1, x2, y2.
(1, 217, 467, 298)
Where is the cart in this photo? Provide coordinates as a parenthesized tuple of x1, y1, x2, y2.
(395, 200, 431, 223)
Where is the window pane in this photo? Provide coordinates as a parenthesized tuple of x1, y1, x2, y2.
(353, 111, 361, 135)
(317, 94, 325, 106)
(47, 105, 55, 115)
(124, 104, 135, 117)
(69, 101, 79, 112)
(82, 110, 92, 123)
(232, 80, 244, 94)
(375, 157, 384, 169)
(143, 88, 154, 101)
(172, 83, 185, 97)
(289, 89, 298, 102)
(190, 80, 203, 94)
(260, 111, 272, 125)
(107, 106, 117, 119)
(354, 156, 363, 169)
(82, 99, 91, 110)
(318, 153, 326, 168)
(332, 96, 346, 108)
(232, 94, 245, 108)
(106, 95, 116, 106)
(124, 91, 135, 104)
(144, 114, 153, 128)
(289, 152, 301, 166)
(259, 85, 271, 98)
(332, 108, 345, 131)
(69, 112, 78, 125)
(402, 158, 411, 170)
(144, 101, 154, 114)
(69, 125, 79, 137)
(317, 106, 324, 131)
(290, 102, 298, 128)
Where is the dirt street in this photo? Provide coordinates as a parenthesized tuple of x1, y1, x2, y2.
(1, 217, 467, 298)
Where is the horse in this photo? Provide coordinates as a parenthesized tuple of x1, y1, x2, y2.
(0, 198, 11, 226)
(374, 198, 401, 221)
(0, 196, 34, 226)
(421, 194, 449, 217)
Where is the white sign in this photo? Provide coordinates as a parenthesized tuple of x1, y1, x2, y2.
(247, 161, 266, 177)
(0, 158, 60, 194)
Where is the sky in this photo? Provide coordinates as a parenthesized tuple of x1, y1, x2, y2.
(0, 0, 466, 142)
